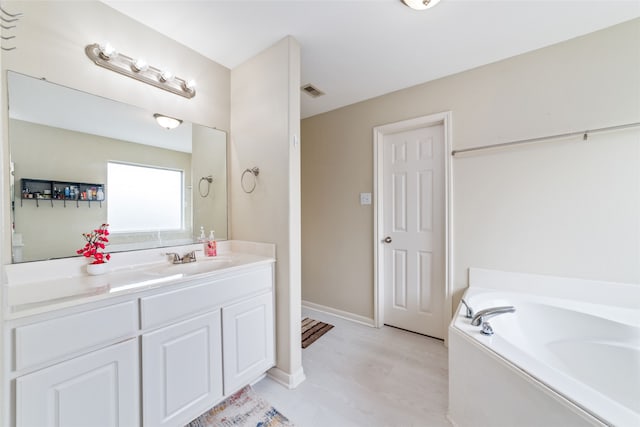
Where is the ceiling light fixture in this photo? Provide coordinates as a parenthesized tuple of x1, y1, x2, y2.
(85, 42, 196, 99)
(154, 113, 182, 130)
(401, 0, 441, 10)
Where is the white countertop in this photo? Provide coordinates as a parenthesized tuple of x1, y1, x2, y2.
(4, 241, 276, 320)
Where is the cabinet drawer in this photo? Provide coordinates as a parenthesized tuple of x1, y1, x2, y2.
(141, 266, 272, 330)
(14, 301, 138, 371)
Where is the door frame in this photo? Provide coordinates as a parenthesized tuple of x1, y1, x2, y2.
(373, 111, 453, 338)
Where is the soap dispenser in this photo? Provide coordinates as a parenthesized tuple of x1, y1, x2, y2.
(198, 226, 206, 242)
(206, 230, 217, 257)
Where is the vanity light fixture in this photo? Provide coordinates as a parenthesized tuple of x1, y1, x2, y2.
(154, 113, 182, 130)
(401, 0, 441, 10)
(85, 42, 196, 99)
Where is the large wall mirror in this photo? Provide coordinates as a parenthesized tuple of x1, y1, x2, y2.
(8, 71, 227, 263)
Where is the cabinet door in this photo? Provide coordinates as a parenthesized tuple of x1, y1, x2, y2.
(142, 310, 223, 427)
(16, 339, 139, 427)
(222, 292, 275, 393)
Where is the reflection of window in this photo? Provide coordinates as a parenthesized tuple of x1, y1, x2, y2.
(108, 162, 183, 232)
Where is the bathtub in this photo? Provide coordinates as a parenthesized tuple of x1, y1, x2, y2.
(448, 269, 640, 427)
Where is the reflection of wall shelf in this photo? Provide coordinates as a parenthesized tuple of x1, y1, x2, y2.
(20, 178, 105, 208)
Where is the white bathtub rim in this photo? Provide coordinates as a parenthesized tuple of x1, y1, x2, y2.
(454, 288, 640, 427)
(468, 267, 640, 310)
(465, 287, 639, 327)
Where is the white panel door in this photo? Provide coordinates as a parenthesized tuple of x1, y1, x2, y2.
(382, 124, 445, 338)
(16, 339, 139, 427)
(142, 310, 223, 427)
(222, 292, 275, 394)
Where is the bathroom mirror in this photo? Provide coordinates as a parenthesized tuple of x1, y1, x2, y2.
(7, 71, 227, 263)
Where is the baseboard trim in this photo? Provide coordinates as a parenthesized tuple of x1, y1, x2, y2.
(267, 366, 306, 389)
(302, 300, 376, 327)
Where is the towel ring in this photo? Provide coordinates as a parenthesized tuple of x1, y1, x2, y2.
(198, 175, 213, 197)
(241, 167, 259, 194)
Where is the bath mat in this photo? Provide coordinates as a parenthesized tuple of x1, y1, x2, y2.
(301, 317, 334, 349)
(185, 385, 294, 427)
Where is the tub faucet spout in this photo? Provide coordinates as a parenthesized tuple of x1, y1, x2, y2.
(460, 298, 473, 318)
(470, 306, 516, 326)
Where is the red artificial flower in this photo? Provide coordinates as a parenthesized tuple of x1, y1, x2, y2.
(76, 223, 111, 264)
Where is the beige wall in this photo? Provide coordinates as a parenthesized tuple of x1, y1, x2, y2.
(301, 18, 640, 320)
(230, 37, 303, 385)
(11, 119, 191, 261)
(192, 125, 228, 241)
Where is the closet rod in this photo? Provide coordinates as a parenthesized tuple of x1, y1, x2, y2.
(451, 121, 640, 157)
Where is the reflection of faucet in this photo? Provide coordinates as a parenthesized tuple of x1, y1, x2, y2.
(470, 306, 516, 336)
(166, 252, 182, 264)
(182, 251, 197, 263)
(165, 251, 198, 264)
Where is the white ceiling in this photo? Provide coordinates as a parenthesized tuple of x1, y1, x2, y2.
(103, 0, 640, 119)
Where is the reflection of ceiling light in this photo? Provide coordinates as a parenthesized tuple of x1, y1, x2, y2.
(154, 113, 182, 130)
(401, 0, 441, 10)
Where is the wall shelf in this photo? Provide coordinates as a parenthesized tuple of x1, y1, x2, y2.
(20, 178, 105, 208)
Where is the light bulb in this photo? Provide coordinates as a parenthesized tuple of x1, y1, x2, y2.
(131, 58, 148, 72)
(183, 79, 196, 93)
(159, 70, 173, 83)
(98, 42, 116, 60)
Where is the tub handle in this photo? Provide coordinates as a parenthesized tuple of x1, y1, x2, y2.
(481, 322, 494, 336)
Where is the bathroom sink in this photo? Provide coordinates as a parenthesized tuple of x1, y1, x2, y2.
(146, 257, 233, 276)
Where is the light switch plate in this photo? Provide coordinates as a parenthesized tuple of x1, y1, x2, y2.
(360, 192, 372, 205)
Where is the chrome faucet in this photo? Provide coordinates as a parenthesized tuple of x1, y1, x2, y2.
(470, 306, 516, 336)
(459, 298, 473, 318)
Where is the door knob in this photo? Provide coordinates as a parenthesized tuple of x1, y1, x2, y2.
(383, 236, 392, 243)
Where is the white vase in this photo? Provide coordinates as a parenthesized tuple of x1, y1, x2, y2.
(86, 262, 109, 276)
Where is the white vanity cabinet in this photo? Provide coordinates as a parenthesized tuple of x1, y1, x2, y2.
(142, 310, 223, 427)
(16, 339, 139, 427)
(222, 291, 275, 393)
(139, 264, 274, 425)
(12, 301, 140, 427)
(6, 254, 276, 427)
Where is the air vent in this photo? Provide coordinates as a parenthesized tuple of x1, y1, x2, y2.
(301, 84, 325, 98)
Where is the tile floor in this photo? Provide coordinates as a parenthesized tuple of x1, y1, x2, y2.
(253, 309, 452, 427)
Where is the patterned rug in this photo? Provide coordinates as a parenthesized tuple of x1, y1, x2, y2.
(186, 385, 294, 427)
(301, 317, 334, 349)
